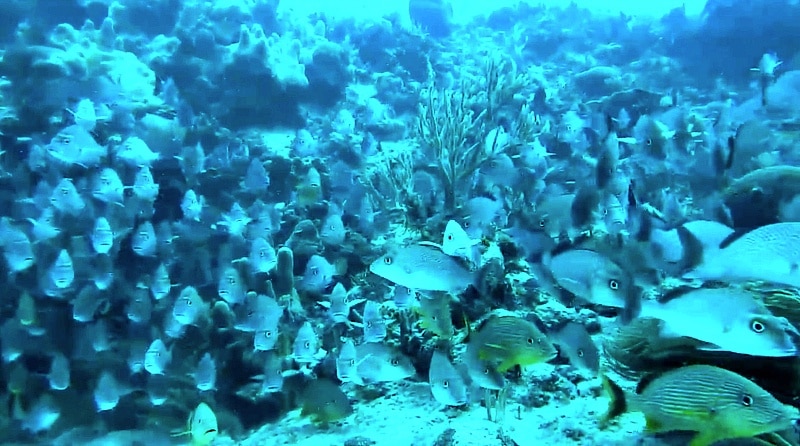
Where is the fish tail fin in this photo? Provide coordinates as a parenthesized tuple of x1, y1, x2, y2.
(619, 284, 642, 324)
(600, 374, 627, 427)
(675, 225, 704, 274)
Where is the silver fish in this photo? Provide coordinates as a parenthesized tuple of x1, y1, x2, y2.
(69, 98, 98, 131)
(132, 166, 159, 201)
(253, 324, 280, 352)
(48, 249, 75, 289)
(176, 142, 206, 180)
(26, 207, 61, 242)
(300, 255, 336, 293)
(218, 266, 245, 305)
(0, 220, 35, 272)
(173, 286, 206, 326)
(362, 300, 387, 343)
(181, 189, 204, 221)
(94, 370, 125, 411)
(550, 322, 600, 373)
(217, 203, 251, 238)
(19, 394, 60, 434)
(429, 350, 467, 406)
(47, 352, 70, 391)
(391, 285, 418, 310)
(319, 283, 365, 326)
(127, 340, 149, 374)
(242, 158, 270, 193)
(546, 249, 632, 309)
(92, 167, 125, 204)
(46, 124, 104, 167)
(88, 319, 112, 353)
(292, 322, 320, 365)
(684, 222, 800, 287)
(144, 339, 172, 375)
(117, 136, 159, 166)
(193, 352, 216, 392)
(462, 343, 505, 390)
(441, 220, 480, 265)
(126, 286, 153, 324)
(249, 237, 277, 274)
(370, 244, 475, 293)
(261, 351, 284, 394)
(91, 217, 114, 254)
(650, 220, 734, 264)
(151, 263, 173, 300)
(235, 291, 282, 333)
(355, 343, 415, 384)
(320, 211, 346, 246)
(164, 312, 187, 339)
(131, 221, 157, 257)
(336, 339, 363, 385)
(50, 178, 85, 215)
(91, 255, 115, 290)
(640, 287, 797, 357)
(72, 286, 103, 322)
(147, 373, 170, 406)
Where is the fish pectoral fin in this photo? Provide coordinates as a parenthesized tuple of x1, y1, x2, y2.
(687, 430, 720, 446)
(495, 358, 516, 373)
(643, 416, 664, 433)
(477, 344, 505, 362)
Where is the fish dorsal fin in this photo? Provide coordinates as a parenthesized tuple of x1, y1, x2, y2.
(474, 315, 494, 334)
(675, 225, 704, 271)
(548, 233, 594, 257)
(635, 370, 667, 395)
(656, 285, 700, 304)
(718, 228, 751, 249)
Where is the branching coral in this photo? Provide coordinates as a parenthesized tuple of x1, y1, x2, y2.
(415, 55, 533, 211)
(417, 86, 487, 210)
(365, 144, 417, 212)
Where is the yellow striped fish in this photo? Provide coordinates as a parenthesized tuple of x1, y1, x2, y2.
(467, 315, 557, 373)
(602, 364, 797, 446)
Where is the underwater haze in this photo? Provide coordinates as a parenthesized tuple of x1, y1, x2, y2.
(3, 0, 800, 445)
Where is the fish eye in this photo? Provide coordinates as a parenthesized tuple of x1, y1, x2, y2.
(483, 367, 491, 375)
(446, 234, 453, 241)
(526, 337, 534, 345)
(577, 349, 585, 358)
(608, 279, 619, 290)
(538, 219, 546, 227)
(304, 341, 311, 349)
(62, 189, 69, 195)
(741, 394, 753, 407)
(265, 330, 272, 337)
(750, 319, 766, 333)
(383, 256, 393, 265)
(442, 380, 449, 388)
(646, 138, 653, 146)
(228, 277, 235, 284)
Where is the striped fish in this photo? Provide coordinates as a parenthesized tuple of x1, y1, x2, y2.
(602, 364, 797, 446)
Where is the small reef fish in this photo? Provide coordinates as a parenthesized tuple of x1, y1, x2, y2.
(602, 364, 798, 446)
